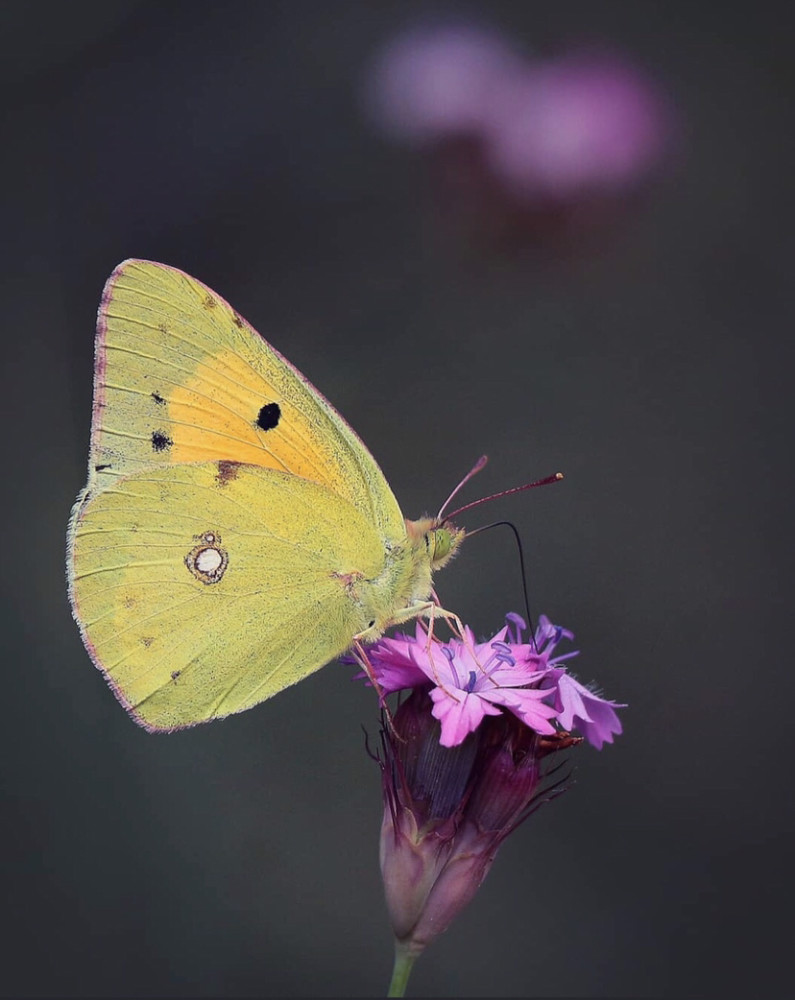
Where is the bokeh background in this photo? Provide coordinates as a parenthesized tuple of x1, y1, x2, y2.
(3, 2, 792, 996)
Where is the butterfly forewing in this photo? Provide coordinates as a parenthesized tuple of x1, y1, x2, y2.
(89, 259, 404, 541)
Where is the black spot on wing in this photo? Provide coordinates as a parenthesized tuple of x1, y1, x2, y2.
(151, 391, 165, 405)
(95, 464, 111, 472)
(256, 402, 281, 431)
(151, 430, 173, 452)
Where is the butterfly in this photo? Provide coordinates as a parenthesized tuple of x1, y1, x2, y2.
(67, 260, 465, 732)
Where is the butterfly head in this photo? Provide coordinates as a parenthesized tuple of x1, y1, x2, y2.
(407, 518, 465, 571)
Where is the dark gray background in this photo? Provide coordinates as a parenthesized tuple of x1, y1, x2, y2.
(3, 2, 792, 996)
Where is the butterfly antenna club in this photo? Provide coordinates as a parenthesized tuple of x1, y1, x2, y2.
(445, 472, 563, 522)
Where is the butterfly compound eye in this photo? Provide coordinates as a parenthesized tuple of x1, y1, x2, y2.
(426, 524, 465, 570)
(428, 528, 452, 566)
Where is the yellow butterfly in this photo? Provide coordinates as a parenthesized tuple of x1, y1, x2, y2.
(67, 260, 464, 732)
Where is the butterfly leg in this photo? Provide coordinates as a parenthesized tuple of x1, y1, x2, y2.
(382, 600, 469, 700)
(350, 638, 403, 738)
(427, 588, 493, 671)
(386, 599, 458, 631)
(351, 637, 389, 708)
(422, 605, 460, 700)
(422, 596, 496, 688)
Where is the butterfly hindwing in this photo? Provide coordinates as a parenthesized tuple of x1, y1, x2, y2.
(68, 462, 392, 731)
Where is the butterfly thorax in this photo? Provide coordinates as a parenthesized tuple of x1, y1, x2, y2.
(349, 517, 463, 643)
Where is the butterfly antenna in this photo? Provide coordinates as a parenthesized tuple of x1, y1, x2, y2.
(465, 519, 538, 649)
(445, 472, 563, 521)
(437, 455, 489, 520)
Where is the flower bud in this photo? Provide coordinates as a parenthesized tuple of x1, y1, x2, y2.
(377, 688, 580, 956)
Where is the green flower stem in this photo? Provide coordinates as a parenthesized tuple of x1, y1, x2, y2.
(387, 941, 417, 997)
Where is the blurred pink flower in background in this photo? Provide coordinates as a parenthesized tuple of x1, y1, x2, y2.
(483, 54, 670, 202)
(363, 23, 675, 250)
(364, 23, 523, 144)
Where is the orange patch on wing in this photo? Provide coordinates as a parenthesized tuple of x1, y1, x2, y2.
(166, 348, 347, 492)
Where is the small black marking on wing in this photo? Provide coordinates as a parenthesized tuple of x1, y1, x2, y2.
(95, 463, 111, 472)
(256, 402, 281, 431)
(232, 312, 244, 329)
(151, 391, 165, 405)
(171, 670, 181, 682)
(151, 430, 173, 452)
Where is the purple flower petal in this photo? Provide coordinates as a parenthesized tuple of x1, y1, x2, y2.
(361, 611, 624, 750)
(579, 697, 624, 751)
(429, 686, 502, 747)
(478, 686, 558, 735)
(551, 672, 626, 750)
(367, 627, 431, 693)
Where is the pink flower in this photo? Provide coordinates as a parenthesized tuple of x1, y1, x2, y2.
(364, 612, 625, 750)
(484, 53, 671, 201)
(367, 621, 558, 747)
(363, 25, 674, 252)
(363, 613, 625, 984)
(363, 23, 523, 144)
